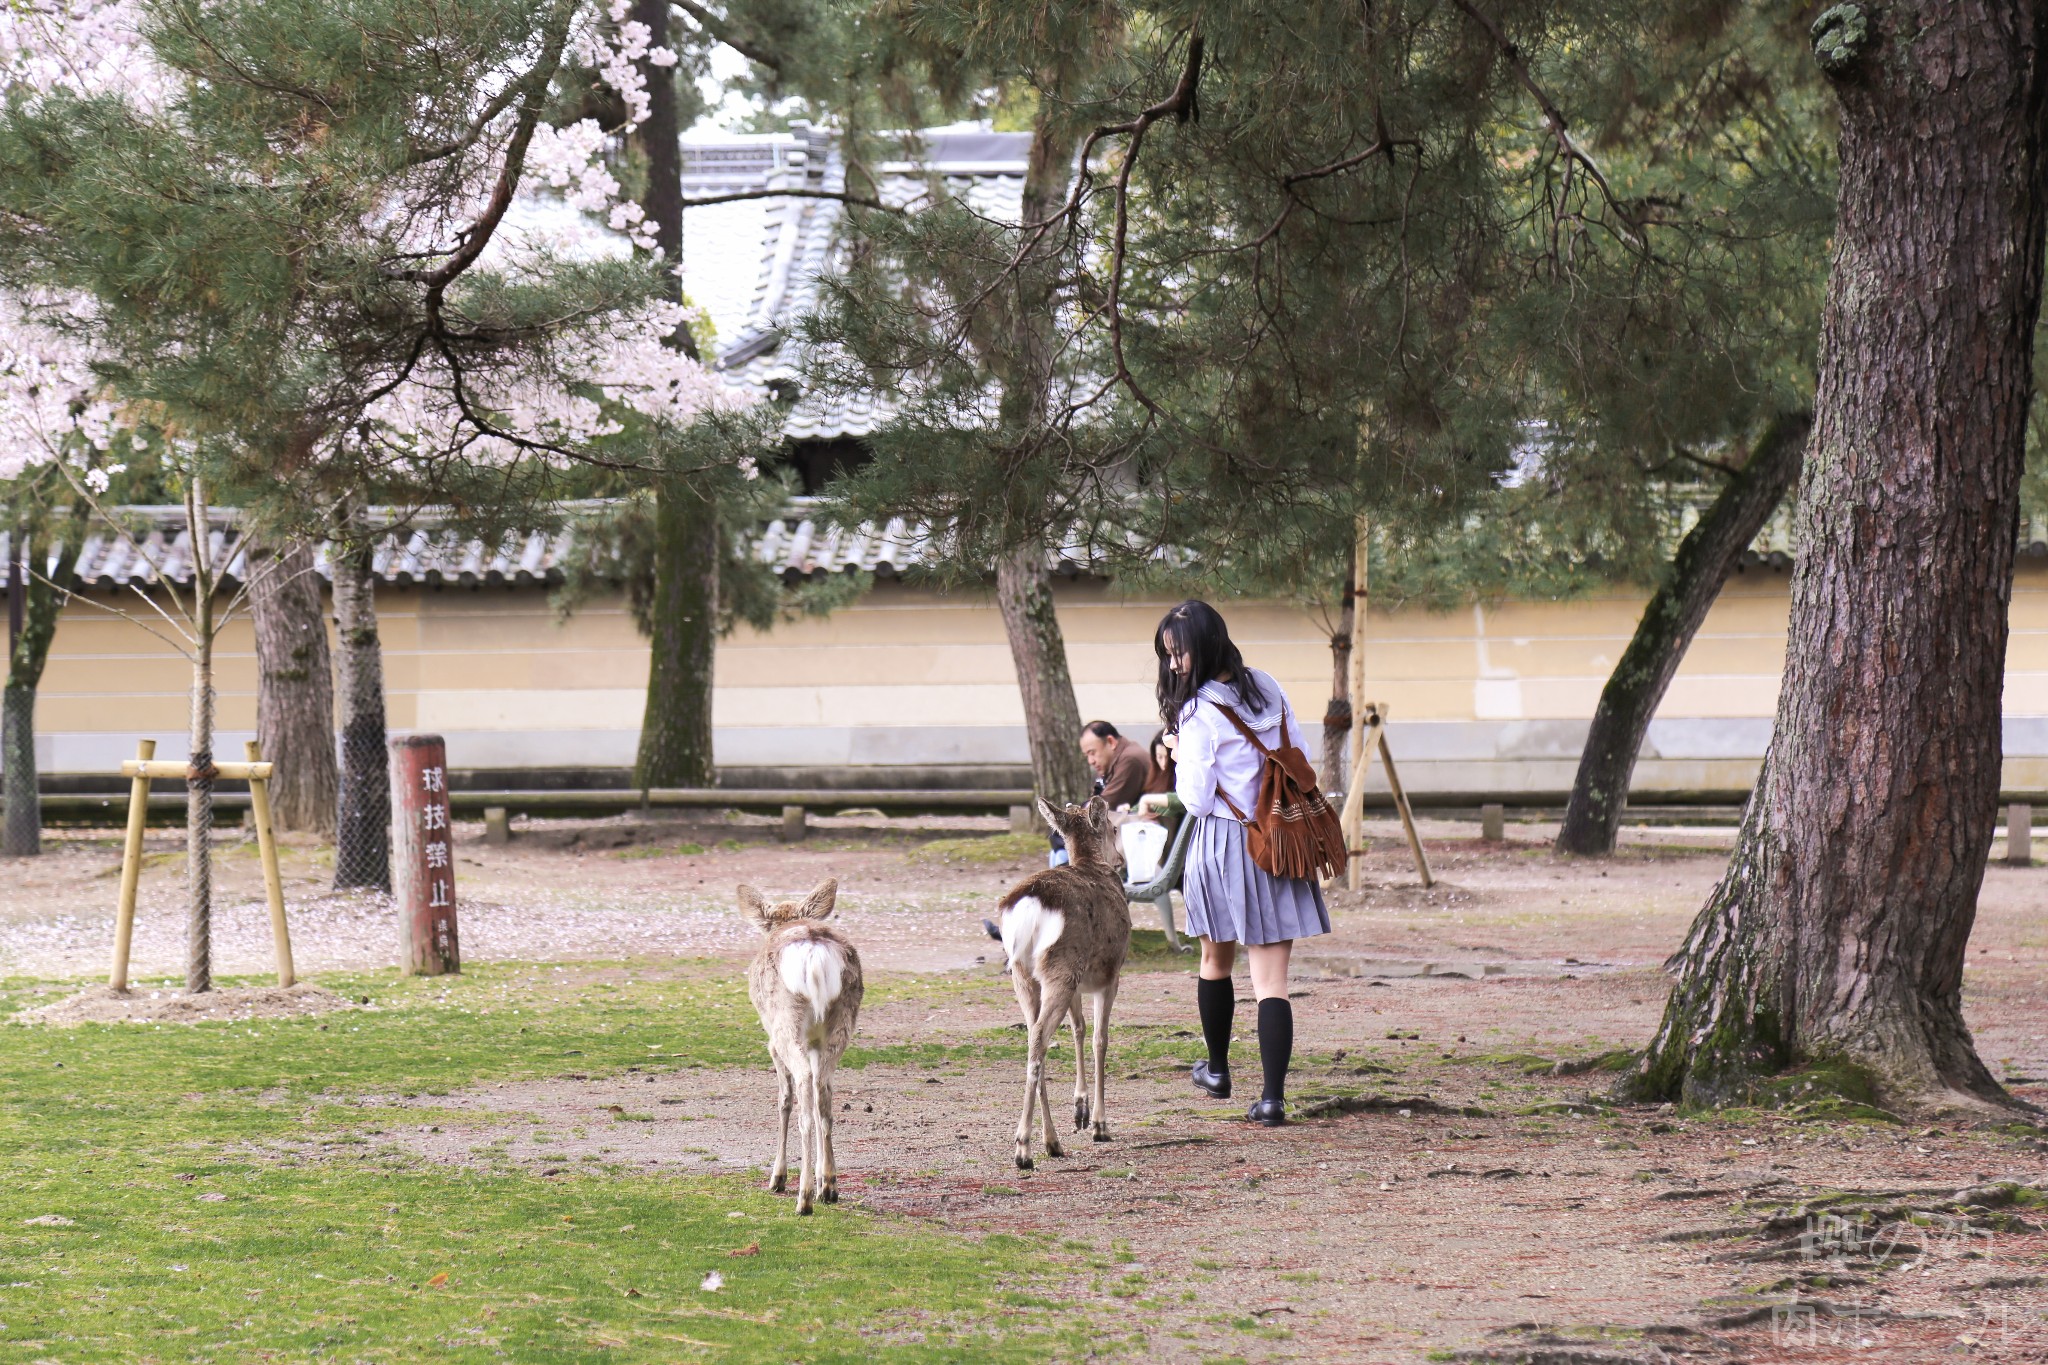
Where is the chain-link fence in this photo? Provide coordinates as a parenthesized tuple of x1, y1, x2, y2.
(334, 721, 390, 892)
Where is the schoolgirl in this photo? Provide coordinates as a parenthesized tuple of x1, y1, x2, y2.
(1157, 599, 1331, 1126)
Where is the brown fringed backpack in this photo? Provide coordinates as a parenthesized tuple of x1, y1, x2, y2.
(1211, 701, 1349, 881)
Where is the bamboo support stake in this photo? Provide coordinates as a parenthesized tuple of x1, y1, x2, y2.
(1340, 712, 1382, 892)
(1372, 709, 1433, 888)
(109, 738, 155, 991)
(245, 741, 294, 987)
(1343, 517, 1371, 891)
(121, 759, 271, 780)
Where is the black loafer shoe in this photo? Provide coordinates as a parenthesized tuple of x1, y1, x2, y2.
(1246, 1099, 1286, 1127)
(1191, 1061, 1231, 1099)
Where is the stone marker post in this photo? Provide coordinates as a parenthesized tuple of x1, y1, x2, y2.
(391, 734, 460, 975)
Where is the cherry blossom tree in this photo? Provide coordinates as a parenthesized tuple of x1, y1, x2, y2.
(0, 0, 736, 985)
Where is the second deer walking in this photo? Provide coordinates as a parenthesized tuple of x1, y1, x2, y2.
(740, 879, 863, 1214)
(995, 797, 1131, 1169)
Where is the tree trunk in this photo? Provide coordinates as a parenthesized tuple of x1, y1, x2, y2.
(628, 0, 721, 789)
(248, 537, 337, 835)
(1557, 412, 1810, 856)
(1321, 548, 1357, 792)
(185, 483, 217, 993)
(1630, 3, 2048, 1114)
(632, 0, 694, 366)
(332, 509, 390, 892)
(984, 109, 1091, 812)
(996, 546, 1091, 807)
(635, 479, 719, 787)
(1, 679, 33, 857)
(4, 519, 85, 857)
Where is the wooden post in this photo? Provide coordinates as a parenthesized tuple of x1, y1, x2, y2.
(780, 804, 807, 842)
(109, 738, 155, 991)
(1341, 517, 1371, 890)
(2008, 802, 2033, 867)
(1009, 804, 1037, 836)
(244, 740, 294, 987)
(390, 734, 459, 976)
(483, 805, 510, 846)
(1340, 709, 1383, 891)
(1373, 709, 1434, 888)
(1481, 803, 1505, 842)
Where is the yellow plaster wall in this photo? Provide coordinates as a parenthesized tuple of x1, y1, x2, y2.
(16, 560, 2048, 791)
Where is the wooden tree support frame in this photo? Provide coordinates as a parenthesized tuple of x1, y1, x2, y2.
(107, 738, 296, 991)
(1329, 519, 1433, 891)
(1334, 703, 1434, 891)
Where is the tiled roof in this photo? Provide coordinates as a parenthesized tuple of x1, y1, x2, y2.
(7, 499, 2043, 592)
(502, 126, 1032, 442)
(0, 499, 1103, 590)
(682, 127, 1032, 441)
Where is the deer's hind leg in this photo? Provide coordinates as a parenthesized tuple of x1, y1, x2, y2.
(1069, 998, 1090, 1130)
(793, 1055, 820, 1215)
(815, 1052, 840, 1204)
(768, 1056, 794, 1193)
(1014, 977, 1075, 1170)
(1088, 978, 1119, 1143)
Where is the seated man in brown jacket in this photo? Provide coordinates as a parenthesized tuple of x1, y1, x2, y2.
(1079, 720, 1158, 810)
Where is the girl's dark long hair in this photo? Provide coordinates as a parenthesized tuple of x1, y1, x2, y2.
(1155, 600, 1267, 730)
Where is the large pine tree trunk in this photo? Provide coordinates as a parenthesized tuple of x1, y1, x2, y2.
(635, 480, 719, 787)
(1557, 412, 1809, 856)
(627, 0, 720, 789)
(996, 546, 1091, 806)
(248, 537, 337, 834)
(331, 512, 390, 892)
(988, 111, 1091, 810)
(1630, 3, 2048, 1113)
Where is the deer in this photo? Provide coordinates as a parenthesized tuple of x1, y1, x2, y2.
(739, 878, 863, 1214)
(994, 796, 1131, 1169)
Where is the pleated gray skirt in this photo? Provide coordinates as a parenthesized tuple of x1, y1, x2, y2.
(1182, 814, 1331, 946)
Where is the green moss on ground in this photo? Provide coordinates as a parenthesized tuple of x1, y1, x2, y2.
(0, 963, 1101, 1363)
(905, 833, 1044, 866)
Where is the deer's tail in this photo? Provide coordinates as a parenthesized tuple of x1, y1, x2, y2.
(778, 938, 846, 1049)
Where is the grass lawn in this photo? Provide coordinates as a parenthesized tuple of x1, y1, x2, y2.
(0, 965, 1104, 1363)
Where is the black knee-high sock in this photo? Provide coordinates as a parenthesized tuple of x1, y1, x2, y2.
(1257, 997, 1294, 1103)
(1196, 976, 1235, 1073)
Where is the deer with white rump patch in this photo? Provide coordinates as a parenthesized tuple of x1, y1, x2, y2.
(739, 879, 863, 1214)
(996, 797, 1131, 1168)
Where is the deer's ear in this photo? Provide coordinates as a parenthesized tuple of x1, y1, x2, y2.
(1035, 796, 1062, 831)
(1084, 795, 1110, 824)
(799, 878, 838, 920)
(737, 883, 772, 926)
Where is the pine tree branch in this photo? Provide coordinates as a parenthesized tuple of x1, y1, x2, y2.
(1449, 0, 1645, 249)
(678, 187, 902, 212)
(670, 0, 783, 71)
(386, 0, 579, 312)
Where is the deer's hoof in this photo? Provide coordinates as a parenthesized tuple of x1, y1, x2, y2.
(1073, 1099, 1090, 1129)
(1015, 1152, 1034, 1171)
(822, 1183, 839, 1204)
(1045, 1139, 1065, 1159)
(797, 1202, 814, 1216)
(768, 1174, 786, 1193)
(1092, 1125, 1112, 1143)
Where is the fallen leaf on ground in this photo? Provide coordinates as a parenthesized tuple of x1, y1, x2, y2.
(426, 1272, 448, 1288)
(728, 1242, 760, 1257)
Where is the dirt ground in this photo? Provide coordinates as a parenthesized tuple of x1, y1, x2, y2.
(9, 816, 2048, 1362)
